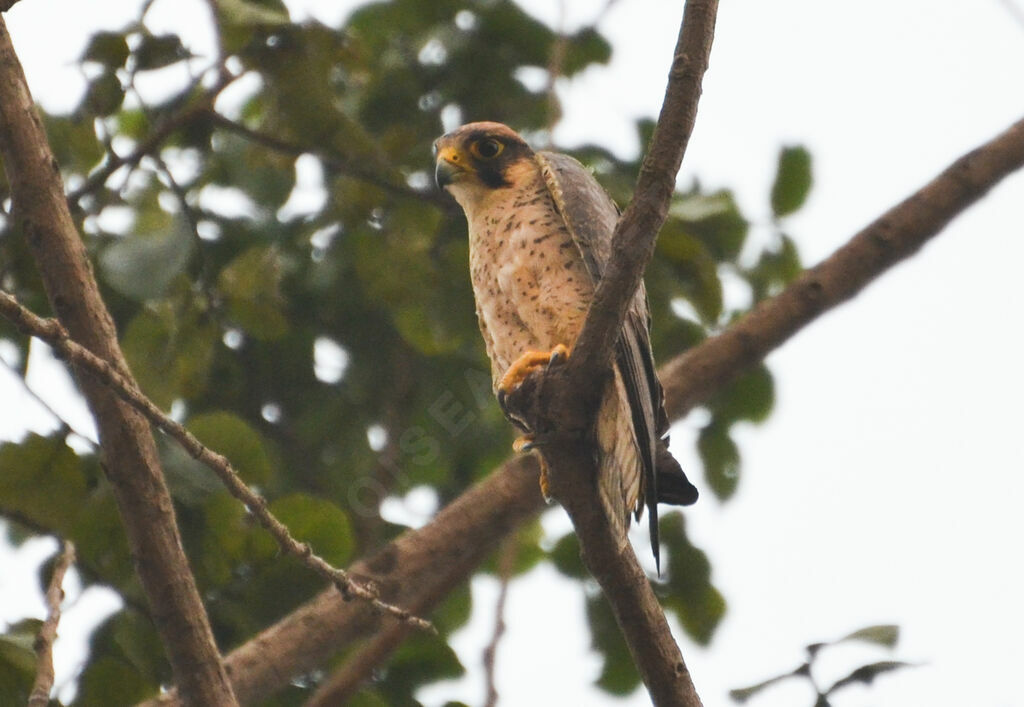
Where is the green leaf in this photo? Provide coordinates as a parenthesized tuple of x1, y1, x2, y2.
(698, 422, 741, 501)
(659, 513, 727, 644)
(269, 493, 354, 566)
(346, 689, 391, 707)
(82, 71, 126, 117)
(670, 190, 749, 263)
(707, 364, 775, 425)
(825, 660, 917, 695)
(41, 112, 103, 173)
(120, 299, 218, 409)
(655, 222, 723, 323)
(133, 33, 192, 71)
(729, 671, 801, 703)
(379, 632, 464, 704)
(548, 532, 586, 579)
(81, 32, 130, 68)
(218, 0, 290, 26)
(99, 217, 194, 301)
(0, 434, 88, 536)
(836, 624, 900, 649)
(0, 622, 39, 705)
(218, 246, 290, 341)
(76, 655, 158, 705)
(747, 234, 802, 301)
(588, 592, 641, 695)
(187, 410, 275, 487)
(770, 145, 812, 218)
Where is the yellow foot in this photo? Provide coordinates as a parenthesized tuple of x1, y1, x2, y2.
(513, 434, 536, 453)
(497, 344, 570, 396)
(539, 459, 551, 503)
(512, 435, 552, 502)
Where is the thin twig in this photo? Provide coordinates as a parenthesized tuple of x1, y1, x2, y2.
(28, 540, 76, 707)
(0, 290, 434, 634)
(205, 112, 443, 204)
(66, 69, 236, 205)
(483, 534, 518, 707)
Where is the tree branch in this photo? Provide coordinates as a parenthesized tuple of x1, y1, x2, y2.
(0, 17, 238, 706)
(0, 289, 434, 634)
(27, 540, 75, 707)
(139, 109, 1024, 706)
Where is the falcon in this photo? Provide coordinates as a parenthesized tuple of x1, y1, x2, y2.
(434, 121, 697, 567)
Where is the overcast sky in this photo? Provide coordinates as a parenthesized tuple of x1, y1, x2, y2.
(3, 1, 1024, 706)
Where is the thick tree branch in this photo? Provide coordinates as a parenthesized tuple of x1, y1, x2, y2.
(140, 110, 1024, 706)
(0, 17, 238, 707)
(140, 455, 545, 706)
(27, 540, 75, 707)
(0, 289, 434, 634)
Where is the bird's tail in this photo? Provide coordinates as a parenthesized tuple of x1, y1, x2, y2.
(655, 441, 698, 506)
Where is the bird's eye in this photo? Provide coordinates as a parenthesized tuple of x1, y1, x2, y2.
(471, 138, 504, 159)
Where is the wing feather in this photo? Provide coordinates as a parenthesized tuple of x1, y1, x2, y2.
(536, 151, 682, 569)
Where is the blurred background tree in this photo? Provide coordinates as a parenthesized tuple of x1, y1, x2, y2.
(2, 0, 1022, 705)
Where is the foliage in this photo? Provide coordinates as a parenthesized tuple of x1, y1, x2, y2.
(0, 0, 812, 703)
(730, 624, 916, 706)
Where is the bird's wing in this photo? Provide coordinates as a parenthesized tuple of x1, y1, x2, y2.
(536, 151, 668, 566)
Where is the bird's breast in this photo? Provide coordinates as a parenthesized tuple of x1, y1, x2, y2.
(468, 187, 594, 377)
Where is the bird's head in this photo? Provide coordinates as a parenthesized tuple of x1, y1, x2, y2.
(433, 122, 535, 214)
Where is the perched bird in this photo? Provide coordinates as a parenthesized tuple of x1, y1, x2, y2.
(434, 121, 697, 568)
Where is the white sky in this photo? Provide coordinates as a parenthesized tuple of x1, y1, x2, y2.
(3, 1, 1024, 706)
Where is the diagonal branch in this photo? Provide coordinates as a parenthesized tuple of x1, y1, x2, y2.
(139, 109, 1024, 706)
(0, 17, 238, 706)
(28, 540, 75, 707)
(0, 289, 433, 634)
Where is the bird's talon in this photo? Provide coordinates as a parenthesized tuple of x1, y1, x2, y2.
(513, 435, 536, 453)
(539, 462, 552, 503)
(498, 345, 572, 397)
(547, 343, 570, 368)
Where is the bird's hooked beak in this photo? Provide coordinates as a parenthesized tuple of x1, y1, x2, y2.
(434, 143, 467, 188)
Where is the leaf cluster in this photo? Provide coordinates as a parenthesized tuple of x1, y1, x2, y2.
(730, 624, 917, 706)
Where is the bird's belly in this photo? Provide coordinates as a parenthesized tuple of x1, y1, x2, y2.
(470, 208, 593, 382)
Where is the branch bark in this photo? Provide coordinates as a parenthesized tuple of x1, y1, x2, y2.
(140, 110, 1024, 706)
(28, 541, 75, 707)
(0, 17, 238, 707)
